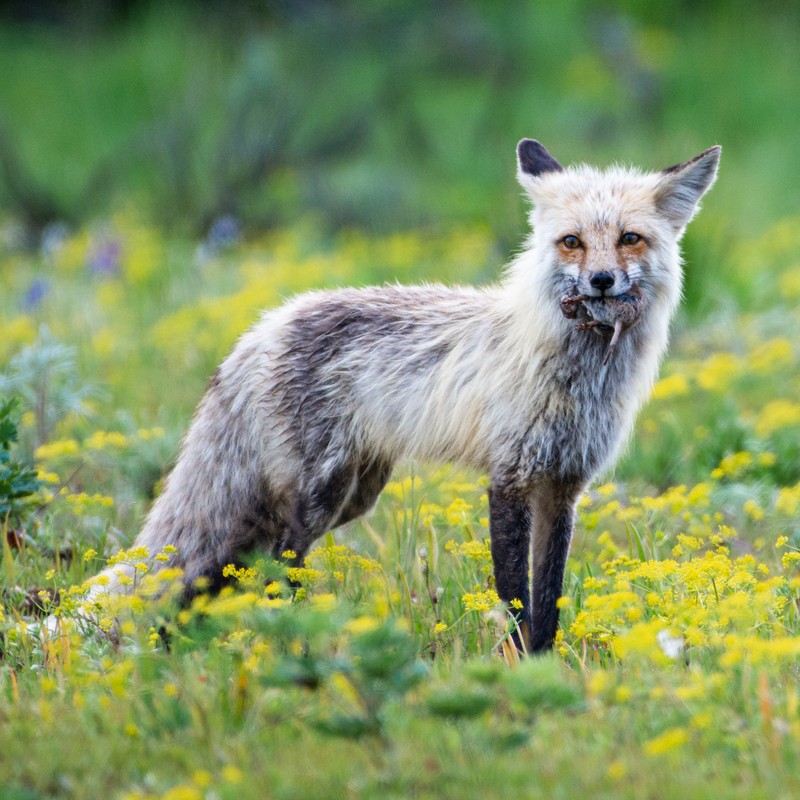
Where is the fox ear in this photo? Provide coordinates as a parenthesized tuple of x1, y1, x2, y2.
(517, 139, 564, 188)
(656, 146, 721, 229)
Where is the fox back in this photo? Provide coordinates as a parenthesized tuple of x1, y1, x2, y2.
(95, 139, 720, 652)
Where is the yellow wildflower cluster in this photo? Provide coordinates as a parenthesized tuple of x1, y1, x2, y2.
(34, 439, 80, 461)
(0, 315, 36, 359)
(445, 538, 493, 572)
(35, 426, 166, 464)
(651, 373, 690, 400)
(64, 492, 115, 513)
(461, 588, 501, 613)
(755, 400, 800, 437)
(305, 543, 382, 576)
(643, 727, 690, 757)
(221, 563, 260, 586)
(569, 539, 793, 667)
(84, 430, 128, 450)
(637, 483, 711, 514)
(776, 484, 800, 515)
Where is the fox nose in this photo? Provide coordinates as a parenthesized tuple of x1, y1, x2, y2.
(589, 271, 615, 292)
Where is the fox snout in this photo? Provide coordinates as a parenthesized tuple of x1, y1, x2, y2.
(589, 271, 615, 292)
(581, 268, 632, 298)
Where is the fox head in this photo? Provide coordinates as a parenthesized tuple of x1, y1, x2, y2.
(514, 139, 720, 314)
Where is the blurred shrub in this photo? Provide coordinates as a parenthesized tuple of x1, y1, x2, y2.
(1, 0, 797, 252)
(0, 396, 41, 528)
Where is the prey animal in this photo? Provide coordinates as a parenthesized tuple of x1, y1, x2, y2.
(560, 286, 647, 365)
(90, 138, 720, 653)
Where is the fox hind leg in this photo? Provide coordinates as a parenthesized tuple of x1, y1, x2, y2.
(277, 453, 393, 564)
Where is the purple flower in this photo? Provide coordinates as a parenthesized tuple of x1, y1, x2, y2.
(23, 278, 49, 310)
(208, 215, 240, 248)
(90, 238, 122, 276)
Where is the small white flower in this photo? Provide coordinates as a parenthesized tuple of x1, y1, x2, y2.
(657, 629, 685, 659)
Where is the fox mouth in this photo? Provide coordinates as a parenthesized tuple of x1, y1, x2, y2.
(560, 285, 645, 319)
(559, 286, 647, 364)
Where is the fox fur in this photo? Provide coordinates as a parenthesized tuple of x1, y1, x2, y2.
(92, 139, 720, 652)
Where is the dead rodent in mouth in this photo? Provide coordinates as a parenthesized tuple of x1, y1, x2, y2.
(560, 286, 647, 365)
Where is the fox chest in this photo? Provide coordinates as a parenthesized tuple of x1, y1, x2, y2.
(508, 350, 635, 484)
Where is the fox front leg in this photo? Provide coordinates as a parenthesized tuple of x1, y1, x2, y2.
(527, 480, 582, 653)
(489, 478, 582, 654)
(488, 484, 534, 652)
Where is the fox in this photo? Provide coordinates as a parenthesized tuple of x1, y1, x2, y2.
(87, 138, 720, 653)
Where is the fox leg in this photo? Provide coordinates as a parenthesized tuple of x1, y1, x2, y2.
(488, 484, 534, 652)
(528, 480, 582, 653)
(331, 457, 393, 528)
(277, 453, 393, 564)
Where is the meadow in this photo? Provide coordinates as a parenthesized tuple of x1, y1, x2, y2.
(2, 3, 800, 799)
(3, 208, 800, 799)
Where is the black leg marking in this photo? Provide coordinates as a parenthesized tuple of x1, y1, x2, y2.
(528, 482, 581, 653)
(488, 485, 533, 652)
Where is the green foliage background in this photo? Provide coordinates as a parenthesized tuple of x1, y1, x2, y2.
(1, 5, 797, 237)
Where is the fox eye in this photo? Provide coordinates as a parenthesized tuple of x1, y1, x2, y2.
(562, 235, 581, 249)
(621, 232, 641, 246)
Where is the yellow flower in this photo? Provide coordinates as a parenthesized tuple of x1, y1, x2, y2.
(162, 787, 201, 800)
(607, 761, 627, 780)
(697, 353, 740, 393)
(221, 766, 243, 784)
(690, 711, 713, 730)
(586, 671, 611, 697)
(445, 497, 473, 525)
(204, 591, 259, 617)
(782, 553, 800, 571)
(643, 727, 689, 756)
(191, 771, 213, 788)
(0, 315, 36, 359)
(309, 593, 337, 612)
(383, 476, 415, 499)
(286, 566, 323, 585)
(711, 451, 752, 480)
(758, 451, 777, 467)
(615, 685, 632, 702)
(446, 539, 493, 564)
(755, 400, 800, 437)
(651, 373, 690, 400)
(344, 616, 380, 635)
(35, 439, 80, 461)
(748, 338, 793, 375)
(776, 485, 800, 516)
(137, 426, 165, 441)
(676, 533, 703, 552)
(743, 499, 764, 521)
(85, 430, 128, 450)
(461, 589, 501, 612)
